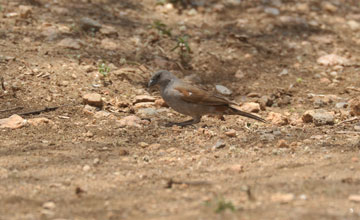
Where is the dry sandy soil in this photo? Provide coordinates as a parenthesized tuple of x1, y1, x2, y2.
(1, 0, 360, 219)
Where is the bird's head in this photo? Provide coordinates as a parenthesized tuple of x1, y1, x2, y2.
(148, 70, 177, 88)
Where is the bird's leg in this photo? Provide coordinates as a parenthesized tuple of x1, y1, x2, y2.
(166, 116, 201, 127)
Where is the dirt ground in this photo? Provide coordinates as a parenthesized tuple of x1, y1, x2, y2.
(1, 0, 360, 219)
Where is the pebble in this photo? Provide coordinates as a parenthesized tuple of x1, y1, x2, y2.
(266, 112, 289, 126)
(79, 17, 102, 31)
(278, 68, 288, 76)
(240, 102, 261, 113)
(215, 85, 232, 95)
(133, 95, 156, 104)
(139, 142, 149, 148)
(335, 102, 348, 109)
(43, 201, 56, 210)
(19, 5, 32, 18)
(155, 98, 168, 107)
(41, 27, 59, 41)
(0, 114, 27, 129)
(260, 133, 275, 142)
(348, 20, 360, 31)
(277, 139, 289, 148)
(212, 140, 226, 149)
(134, 102, 155, 109)
(349, 195, 360, 203)
(83, 165, 91, 171)
(271, 193, 295, 203)
(27, 118, 54, 126)
(302, 109, 334, 126)
(225, 129, 237, 137)
(137, 108, 158, 116)
(117, 116, 144, 128)
(322, 2, 337, 12)
(354, 125, 360, 131)
(317, 54, 349, 66)
(57, 38, 81, 50)
(101, 38, 118, 50)
(100, 25, 117, 35)
(119, 149, 129, 156)
(264, 7, 280, 16)
(83, 93, 103, 108)
(349, 98, 360, 116)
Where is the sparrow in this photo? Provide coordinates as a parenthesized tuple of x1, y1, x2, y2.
(148, 70, 266, 126)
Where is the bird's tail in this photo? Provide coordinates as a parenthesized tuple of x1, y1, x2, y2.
(229, 105, 267, 123)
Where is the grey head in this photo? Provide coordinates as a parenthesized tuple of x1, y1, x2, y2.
(148, 70, 178, 88)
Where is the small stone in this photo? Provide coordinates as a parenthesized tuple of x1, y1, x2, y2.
(119, 149, 129, 156)
(83, 105, 97, 115)
(100, 25, 117, 35)
(225, 129, 237, 137)
(83, 165, 91, 171)
(317, 54, 349, 66)
(138, 108, 159, 116)
(260, 133, 275, 142)
(322, 2, 337, 12)
(133, 95, 156, 104)
(278, 68, 288, 76)
(277, 139, 289, 148)
(50, 6, 69, 15)
(271, 193, 295, 203)
(101, 38, 118, 50)
(19, 5, 32, 18)
(349, 195, 360, 203)
(228, 164, 243, 173)
(155, 98, 168, 107)
(302, 109, 334, 126)
(349, 98, 360, 116)
(117, 116, 143, 128)
(84, 131, 94, 138)
(335, 102, 348, 109)
(83, 93, 103, 108)
(215, 85, 232, 95)
(320, 77, 331, 84)
(354, 125, 360, 131)
(266, 112, 289, 126)
(247, 92, 261, 98)
(6, 12, 19, 18)
(212, 140, 226, 149)
(264, 7, 280, 15)
(134, 102, 155, 109)
(235, 70, 245, 79)
(94, 111, 111, 118)
(187, 8, 198, 16)
(149, 143, 161, 150)
(240, 102, 261, 113)
(79, 17, 102, 31)
(41, 27, 59, 41)
(43, 201, 56, 210)
(93, 158, 100, 165)
(259, 95, 273, 109)
(57, 38, 81, 50)
(348, 20, 360, 31)
(139, 142, 149, 148)
(0, 115, 27, 129)
(28, 118, 54, 126)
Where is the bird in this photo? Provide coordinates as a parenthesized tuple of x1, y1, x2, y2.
(148, 70, 267, 127)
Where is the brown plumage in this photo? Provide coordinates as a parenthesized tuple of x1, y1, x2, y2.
(148, 70, 266, 126)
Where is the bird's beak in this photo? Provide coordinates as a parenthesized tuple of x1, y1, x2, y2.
(148, 79, 155, 87)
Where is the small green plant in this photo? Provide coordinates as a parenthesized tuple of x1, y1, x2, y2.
(98, 63, 110, 77)
(152, 20, 172, 37)
(171, 35, 191, 63)
(296, 77, 303, 83)
(215, 199, 235, 213)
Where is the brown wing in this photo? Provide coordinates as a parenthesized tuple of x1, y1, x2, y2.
(174, 84, 236, 106)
